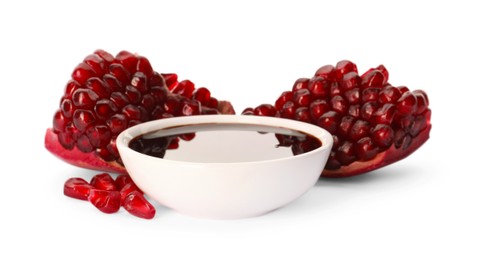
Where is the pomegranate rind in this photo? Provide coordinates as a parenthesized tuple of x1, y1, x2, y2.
(45, 128, 127, 174)
(322, 119, 431, 178)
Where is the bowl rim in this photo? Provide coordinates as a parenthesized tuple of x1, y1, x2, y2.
(116, 114, 333, 165)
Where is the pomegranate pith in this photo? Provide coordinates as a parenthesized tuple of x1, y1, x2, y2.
(243, 60, 431, 177)
(45, 50, 235, 173)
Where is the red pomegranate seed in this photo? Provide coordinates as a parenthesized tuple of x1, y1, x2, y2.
(125, 85, 142, 104)
(314, 64, 335, 79)
(398, 86, 410, 94)
(397, 92, 417, 115)
(294, 107, 311, 123)
(361, 69, 385, 89)
(76, 134, 94, 153)
(317, 111, 340, 134)
(72, 89, 99, 109)
(172, 80, 195, 98)
(355, 137, 378, 161)
(109, 63, 130, 85)
(293, 88, 312, 107)
(193, 87, 211, 105)
(253, 104, 277, 117)
(115, 51, 138, 72)
(94, 49, 114, 63)
(275, 91, 294, 110)
(86, 77, 111, 98)
(90, 173, 117, 191)
(94, 99, 118, 120)
(338, 116, 355, 138)
(64, 178, 93, 200)
(336, 141, 356, 165)
(308, 77, 330, 98)
(309, 99, 330, 120)
(120, 182, 142, 202)
(371, 103, 396, 125)
(361, 88, 380, 103)
(123, 191, 156, 219)
(136, 56, 154, 78)
(279, 101, 296, 119)
(349, 120, 371, 141)
(330, 95, 348, 114)
(106, 114, 128, 134)
(88, 189, 121, 214)
(83, 54, 107, 76)
(72, 63, 95, 85)
(371, 124, 394, 148)
(131, 72, 148, 94)
(335, 60, 358, 80)
(53, 110, 67, 133)
(340, 72, 361, 91)
(414, 90, 429, 115)
(86, 125, 111, 148)
(360, 101, 378, 121)
(292, 78, 310, 91)
(344, 88, 361, 104)
(348, 104, 360, 118)
(180, 99, 201, 116)
(115, 175, 133, 190)
(378, 85, 402, 104)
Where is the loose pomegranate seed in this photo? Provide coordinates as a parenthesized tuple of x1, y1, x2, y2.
(120, 182, 142, 202)
(64, 178, 93, 200)
(123, 191, 156, 219)
(115, 175, 133, 190)
(88, 189, 121, 214)
(90, 173, 117, 191)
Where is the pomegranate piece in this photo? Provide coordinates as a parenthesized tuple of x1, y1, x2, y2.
(243, 60, 431, 177)
(64, 178, 93, 200)
(88, 189, 121, 214)
(45, 50, 235, 174)
(122, 191, 156, 219)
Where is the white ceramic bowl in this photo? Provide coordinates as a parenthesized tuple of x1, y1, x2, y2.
(116, 115, 333, 219)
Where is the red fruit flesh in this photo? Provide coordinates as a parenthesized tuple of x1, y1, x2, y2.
(90, 172, 117, 191)
(122, 191, 156, 219)
(243, 60, 431, 177)
(64, 178, 94, 200)
(45, 50, 234, 174)
(88, 189, 121, 214)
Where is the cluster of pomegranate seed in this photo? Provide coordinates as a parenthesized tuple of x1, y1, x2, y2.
(64, 173, 155, 219)
(243, 60, 431, 177)
(51, 50, 226, 167)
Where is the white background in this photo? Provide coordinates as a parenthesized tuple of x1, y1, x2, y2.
(1, 0, 481, 259)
